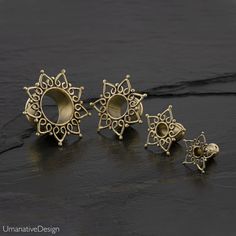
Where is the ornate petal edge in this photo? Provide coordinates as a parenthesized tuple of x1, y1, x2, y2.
(183, 133, 212, 173)
(144, 105, 185, 155)
(90, 75, 146, 139)
(23, 69, 90, 146)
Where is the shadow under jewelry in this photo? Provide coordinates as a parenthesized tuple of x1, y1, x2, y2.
(27, 135, 86, 172)
(183, 157, 217, 175)
(97, 127, 142, 162)
(146, 143, 185, 161)
(147, 143, 185, 174)
(98, 127, 140, 147)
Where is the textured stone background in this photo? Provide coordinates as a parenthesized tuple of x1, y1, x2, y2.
(0, 0, 236, 235)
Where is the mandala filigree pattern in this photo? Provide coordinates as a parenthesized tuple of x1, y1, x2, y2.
(144, 105, 186, 155)
(23, 69, 90, 146)
(183, 132, 219, 173)
(90, 75, 147, 139)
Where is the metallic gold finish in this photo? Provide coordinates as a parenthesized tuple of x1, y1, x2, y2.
(183, 132, 219, 173)
(23, 69, 90, 146)
(144, 105, 186, 155)
(90, 75, 147, 139)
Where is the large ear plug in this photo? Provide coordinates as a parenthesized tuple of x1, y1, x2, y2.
(90, 75, 147, 140)
(183, 132, 219, 173)
(23, 69, 91, 146)
(144, 105, 186, 155)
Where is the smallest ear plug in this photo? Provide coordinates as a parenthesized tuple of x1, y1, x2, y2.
(144, 105, 186, 155)
(183, 132, 219, 173)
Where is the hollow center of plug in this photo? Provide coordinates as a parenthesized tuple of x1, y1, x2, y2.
(193, 146, 203, 157)
(156, 122, 169, 138)
(107, 94, 128, 119)
(42, 88, 74, 125)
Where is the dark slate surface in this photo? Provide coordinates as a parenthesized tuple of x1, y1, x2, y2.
(0, 0, 236, 235)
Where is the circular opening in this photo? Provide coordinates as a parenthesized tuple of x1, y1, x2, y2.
(193, 147, 203, 157)
(42, 88, 74, 125)
(107, 95, 128, 119)
(156, 122, 169, 138)
(42, 96, 59, 123)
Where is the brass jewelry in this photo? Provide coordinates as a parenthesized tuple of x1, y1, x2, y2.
(23, 69, 90, 146)
(144, 105, 186, 155)
(90, 75, 147, 139)
(183, 132, 219, 173)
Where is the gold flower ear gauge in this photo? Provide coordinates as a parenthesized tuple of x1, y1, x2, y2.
(144, 105, 186, 155)
(90, 75, 147, 139)
(183, 132, 219, 173)
(23, 69, 91, 146)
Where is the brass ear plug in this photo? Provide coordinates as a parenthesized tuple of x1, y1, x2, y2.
(183, 132, 219, 173)
(23, 69, 91, 146)
(90, 75, 147, 139)
(144, 105, 186, 155)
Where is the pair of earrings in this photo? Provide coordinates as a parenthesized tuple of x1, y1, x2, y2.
(23, 69, 219, 173)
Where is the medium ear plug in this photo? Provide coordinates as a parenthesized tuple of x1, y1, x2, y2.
(90, 75, 147, 139)
(183, 132, 219, 173)
(144, 105, 186, 155)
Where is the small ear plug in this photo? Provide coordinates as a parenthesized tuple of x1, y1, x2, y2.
(144, 105, 186, 155)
